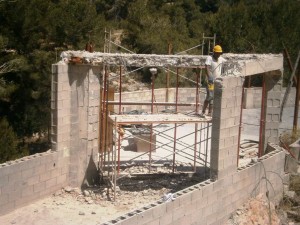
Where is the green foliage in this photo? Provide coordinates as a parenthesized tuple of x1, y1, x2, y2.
(0, 0, 299, 156)
(0, 117, 18, 163)
(213, 0, 300, 56)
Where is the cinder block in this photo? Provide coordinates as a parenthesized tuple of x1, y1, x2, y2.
(56, 174, 67, 185)
(201, 204, 213, 217)
(8, 171, 21, 184)
(34, 181, 46, 193)
(191, 189, 202, 202)
(15, 193, 40, 208)
(0, 175, 9, 187)
(218, 147, 230, 159)
(178, 191, 192, 206)
(152, 203, 166, 219)
(39, 171, 52, 182)
(45, 161, 58, 171)
(224, 136, 234, 148)
(216, 188, 228, 201)
(159, 209, 173, 225)
(225, 117, 236, 129)
(172, 205, 187, 222)
(202, 183, 214, 197)
(213, 177, 232, 192)
(218, 165, 236, 179)
(166, 198, 180, 213)
(229, 126, 239, 137)
(187, 209, 202, 224)
(137, 209, 154, 225)
(27, 175, 40, 185)
(33, 164, 46, 176)
(0, 201, 15, 216)
(21, 168, 35, 179)
(1, 183, 16, 195)
(206, 211, 218, 224)
(0, 194, 9, 206)
(21, 185, 34, 197)
(207, 192, 218, 205)
(172, 214, 191, 225)
(143, 218, 160, 225)
(196, 195, 208, 209)
(221, 193, 233, 208)
(46, 177, 57, 188)
(50, 168, 61, 179)
(219, 128, 231, 139)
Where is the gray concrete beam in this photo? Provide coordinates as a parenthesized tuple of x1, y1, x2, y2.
(59, 51, 283, 77)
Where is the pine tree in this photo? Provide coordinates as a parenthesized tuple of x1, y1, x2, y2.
(0, 117, 18, 163)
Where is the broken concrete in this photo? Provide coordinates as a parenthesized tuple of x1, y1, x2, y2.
(60, 51, 283, 76)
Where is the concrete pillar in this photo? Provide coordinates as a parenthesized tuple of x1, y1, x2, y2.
(210, 76, 243, 180)
(263, 70, 282, 151)
(51, 64, 71, 156)
(51, 64, 101, 187)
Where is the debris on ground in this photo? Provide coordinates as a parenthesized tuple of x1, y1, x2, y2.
(226, 194, 281, 225)
(226, 173, 300, 225)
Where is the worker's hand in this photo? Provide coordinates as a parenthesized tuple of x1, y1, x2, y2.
(208, 77, 214, 84)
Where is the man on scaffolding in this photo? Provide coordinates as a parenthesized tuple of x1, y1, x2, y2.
(200, 45, 226, 118)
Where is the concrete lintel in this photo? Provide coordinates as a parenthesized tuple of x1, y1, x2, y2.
(240, 54, 283, 76)
(59, 51, 283, 77)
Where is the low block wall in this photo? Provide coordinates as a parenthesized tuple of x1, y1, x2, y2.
(244, 87, 296, 109)
(102, 146, 285, 225)
(114, 88, 206, 113)
(0, 150, 69, 216)
(115, 87, 296, 113)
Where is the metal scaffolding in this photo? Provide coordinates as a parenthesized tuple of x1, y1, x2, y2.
(98, 30, 216, 200)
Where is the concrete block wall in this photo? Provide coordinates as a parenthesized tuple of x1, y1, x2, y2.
(0, 151, 69, 216)
(210, 76, 243, 180)
(115, 85, 296, 113)
(243, 87, 262, 109)
(263, 71, 282, 149)
(243, 87, 295, 109)
(114, 88, 205, 113)
(51, 64, 71, 154)
(102, 147, 285, 225)
(51, 64, 100, 187)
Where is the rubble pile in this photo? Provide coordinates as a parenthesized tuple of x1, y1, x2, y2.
(226, 194, 281, 225)
(52, 168, 205, 214)
(226, 174, 300, 225)
(278, 174, 300, 223)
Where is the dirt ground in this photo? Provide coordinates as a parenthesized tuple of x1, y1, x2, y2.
(1, 170, 300, 225)
(226, 173, 300, 225)
(0, 171, 205, 225)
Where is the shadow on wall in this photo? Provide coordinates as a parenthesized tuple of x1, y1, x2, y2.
(81, 153, 100, 188)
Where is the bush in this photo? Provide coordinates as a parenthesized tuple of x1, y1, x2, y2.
(280, 129, 300, 147)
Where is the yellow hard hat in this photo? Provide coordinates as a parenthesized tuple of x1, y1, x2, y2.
(213, 45, 223, 53)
